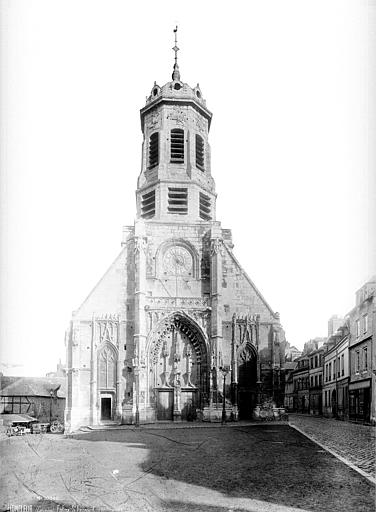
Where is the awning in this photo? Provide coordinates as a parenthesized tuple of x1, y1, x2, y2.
(0, 414, 38, 425)
(349, 380, 371, 391)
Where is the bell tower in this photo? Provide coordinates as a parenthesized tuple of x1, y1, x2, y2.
(136, 27, 216, 223)
(65, 28, 286, 432)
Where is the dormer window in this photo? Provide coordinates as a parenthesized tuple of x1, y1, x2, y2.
(170, 129, 184, 163)
(148, 132, 159, 169)
(195, 134, 204, 170)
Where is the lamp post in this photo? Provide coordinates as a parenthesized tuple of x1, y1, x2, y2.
(220, 365, 230, 425)
(49, 390, 53, 423)
(133, 359, 140, 427)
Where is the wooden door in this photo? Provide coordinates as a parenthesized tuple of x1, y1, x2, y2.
(157, 390, 173, 420)
(238, 358, 257, 420)
(101, 397, 111, 420)
(181, 390, 197, 421)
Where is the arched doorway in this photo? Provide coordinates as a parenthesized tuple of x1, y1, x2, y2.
(237, 344, 257, 420)
(98, 343, 117, 421)
(147, 313, 209, 421)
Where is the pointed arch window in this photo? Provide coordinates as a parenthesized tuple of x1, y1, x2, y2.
(170, 129, 184, 163)
(195, 134, 205, 170)
(98, 345, 116, 389)
(148, 132, 159, 169)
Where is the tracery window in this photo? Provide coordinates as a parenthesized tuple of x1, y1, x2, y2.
(98, 345, 116, 389)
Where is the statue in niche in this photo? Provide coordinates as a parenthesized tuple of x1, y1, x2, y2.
(184, 344, 194, 387)
(161, 339, 171, 387)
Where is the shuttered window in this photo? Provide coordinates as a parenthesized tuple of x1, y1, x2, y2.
(170, 129, 184, 163)
(168, 188, 188, 214)
(148, 132, 159, 169)
(195, 134, 204, 170)
(141, 189, 156, 219)
(199, 192, 211, 220)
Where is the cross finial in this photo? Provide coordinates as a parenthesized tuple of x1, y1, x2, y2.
(172, 26, 181, 81)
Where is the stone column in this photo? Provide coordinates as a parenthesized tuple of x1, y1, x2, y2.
(133, 220, 147, 423)
(255, 315, 262, 405)
(172, 327, 182, 421)
(231, 313, 238, 420)
(116, 340, 122, 420)
(90, 316, 98, 425)
(210, 226, 224, 409)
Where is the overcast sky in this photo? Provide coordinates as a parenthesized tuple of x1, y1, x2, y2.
(1, 0, 375, 376)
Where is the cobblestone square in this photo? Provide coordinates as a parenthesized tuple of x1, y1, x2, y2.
(289, 414, 376, 478)
(1, 424, 375, 512)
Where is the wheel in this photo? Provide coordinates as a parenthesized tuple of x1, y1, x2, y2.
(50, 421, 64, 433)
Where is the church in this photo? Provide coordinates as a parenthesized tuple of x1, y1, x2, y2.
(64, 31, 286, 432)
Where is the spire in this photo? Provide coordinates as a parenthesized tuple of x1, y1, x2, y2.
(172, 26, 180, 81)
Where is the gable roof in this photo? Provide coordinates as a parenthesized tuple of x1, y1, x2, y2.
(0, 376, 66, 398)
(223, 243, 276, 318)
(284, 361, 298, 370)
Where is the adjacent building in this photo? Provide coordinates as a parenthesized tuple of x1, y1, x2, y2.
(0, 375, 66, 424)
(284, 342, 302, 362)
(348, 278, 376, 424)
(284, 361, 297, 412)
(292, 355, 310, 413)
(308, 347, 324, 415)
(285, 278, 375, 425)
(328, 315, 345, 337)
(322, 326, 349, 420)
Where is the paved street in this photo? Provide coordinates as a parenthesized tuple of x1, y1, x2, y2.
(1, 424, 375, 512)
(288, 414, 375, 478)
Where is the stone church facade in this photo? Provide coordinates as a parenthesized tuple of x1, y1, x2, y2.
(65, 43, 286, 432)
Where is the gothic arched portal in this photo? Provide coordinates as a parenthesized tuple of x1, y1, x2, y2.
(237, 343, 258, 420)
(147, 313, 209, 421)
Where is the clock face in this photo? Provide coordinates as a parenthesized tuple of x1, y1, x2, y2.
(163, 246, 193, 276)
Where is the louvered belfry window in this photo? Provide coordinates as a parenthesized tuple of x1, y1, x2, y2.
(141, 189, 156, 219)
(196, 134, 205, 170)
(148, 132, 159, 169)
(170, 129, 184, 163)
(168, 188, 188, 214)
(199, 192, 211, 220)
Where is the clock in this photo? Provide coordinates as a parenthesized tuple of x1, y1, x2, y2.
(163, 246, 193, 276)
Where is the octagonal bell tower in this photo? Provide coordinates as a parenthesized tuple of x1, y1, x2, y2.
(136, 32, 216, 224)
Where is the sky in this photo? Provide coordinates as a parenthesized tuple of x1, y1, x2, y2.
(1, 0, 375, 376)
